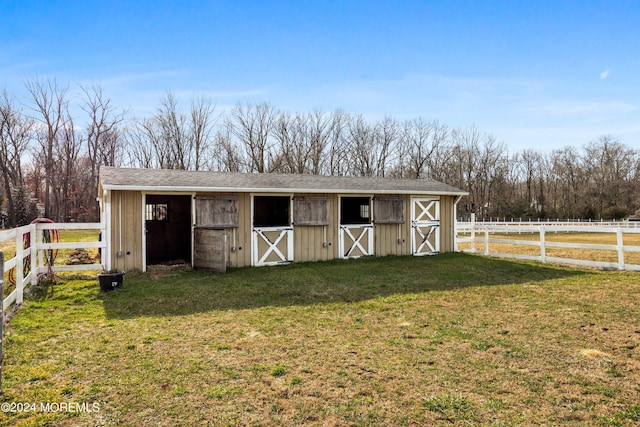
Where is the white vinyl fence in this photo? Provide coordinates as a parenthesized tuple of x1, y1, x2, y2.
(1, 222, 105, 312)
(456, 216, 640, 271)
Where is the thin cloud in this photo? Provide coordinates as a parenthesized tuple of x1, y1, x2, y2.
(600, 69, 611, 80)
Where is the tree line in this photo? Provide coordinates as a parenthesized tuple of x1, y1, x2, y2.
(1, 77, 639, 227)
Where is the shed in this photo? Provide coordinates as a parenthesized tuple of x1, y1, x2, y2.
(98, 167, 467, 272)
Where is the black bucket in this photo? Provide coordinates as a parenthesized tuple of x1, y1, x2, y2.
(98, 273, 124, 292)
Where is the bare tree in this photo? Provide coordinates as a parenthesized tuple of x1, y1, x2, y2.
(272, 111, 313, 174)
(156, 92, 190, 169)
(374, 116, 399, 177)
(518, 149, 544, 215)
(189, 95, 217, 171)
(25, 77, 69, 219)
(325, 109, 348, 176)
(212, 124, 243, 172)
(423, 121, 451, 182)
(401, 118, 453, 179)
(80, 83, 126, 220)
(53, 117, 83, 221)
(227, 102, 277, 173)
(583, 136, 636, 218)
(306, 109, 332, 175)
(549, 146, 585, 218)
(125, 121, 157, 169)
(345, 115, 396, 177)
(0, 90, 34, 226)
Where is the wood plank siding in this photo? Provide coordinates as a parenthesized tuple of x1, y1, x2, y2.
(109, 190, 143, 272)
(439, 195, 456, 253)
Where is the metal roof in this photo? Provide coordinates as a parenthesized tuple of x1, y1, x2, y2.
(99, 166, 467, 196)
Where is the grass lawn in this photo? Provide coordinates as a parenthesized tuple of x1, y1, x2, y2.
(1, 253, 639, 426)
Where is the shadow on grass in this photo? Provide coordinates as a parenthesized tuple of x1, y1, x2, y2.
(99, 252, 585, 319)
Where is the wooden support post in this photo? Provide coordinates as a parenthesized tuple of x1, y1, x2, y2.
(1, 250, 4, 393)
(30, 228, 37, 286)
(16, 231, 23, 305)
(540, 225, 546, 264)
(617, 227, 624, 270)
(470, 213, 476, 253)
(484, 229, 489, 256)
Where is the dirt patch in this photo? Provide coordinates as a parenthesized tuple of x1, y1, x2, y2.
(146, 262, 192, 277)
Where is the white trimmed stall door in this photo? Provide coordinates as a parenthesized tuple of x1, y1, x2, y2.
(252, 227, 294, 266)
(339, 225, 374, 258)
(411, 198, 440, 256)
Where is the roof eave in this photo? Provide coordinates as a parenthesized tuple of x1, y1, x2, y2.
(101, 184, 468, 196)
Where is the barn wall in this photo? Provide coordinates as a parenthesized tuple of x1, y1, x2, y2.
(106, 189, 459, 272)
(439, 195, 455, 253)
(110, 190, 143, 272)
(329, 194, 340, 259)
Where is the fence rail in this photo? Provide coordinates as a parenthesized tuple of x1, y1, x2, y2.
(1, 222, 105, 313)
(456, 217, 640, 271)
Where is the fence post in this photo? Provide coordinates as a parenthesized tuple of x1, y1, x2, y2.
(16, 229, 24, 305)
(1, 250, 4, 393)
(470, 213, 476, 253)
(540, 225, 546, 264)
(484, 228, 489, 256)
(617, 227, 624, 270)
(30, 225, 37, 286)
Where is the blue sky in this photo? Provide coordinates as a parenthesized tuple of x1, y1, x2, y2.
(1, 0, 639, 152)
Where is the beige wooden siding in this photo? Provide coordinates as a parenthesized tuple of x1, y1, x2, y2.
(439, 195, 455, 253)
(328, 194, 340, 259)
(197, 192, 251, 268)
(232, 192, 252, 267)
(294, 225, 333, 262)
(110, 190, 143, 271)
(374, 223, 408, 256)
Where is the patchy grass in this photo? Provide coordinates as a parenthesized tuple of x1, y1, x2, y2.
(1, 253, 640, 426)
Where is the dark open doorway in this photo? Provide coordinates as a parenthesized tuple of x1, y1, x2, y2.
(253, 196, 291, 227)
(340, 196, 371, 225)
(145, 195, 192, 265)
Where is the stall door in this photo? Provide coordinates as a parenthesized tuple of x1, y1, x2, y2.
(339, 196, 374, 258)
(251, 196, 293, 266)
(411, 197, 440, 256)
(194, 228, 227, 273)
(339, 225, 374, 258)
(252, 227, 294, 266)
(145, 195, 192, 264)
